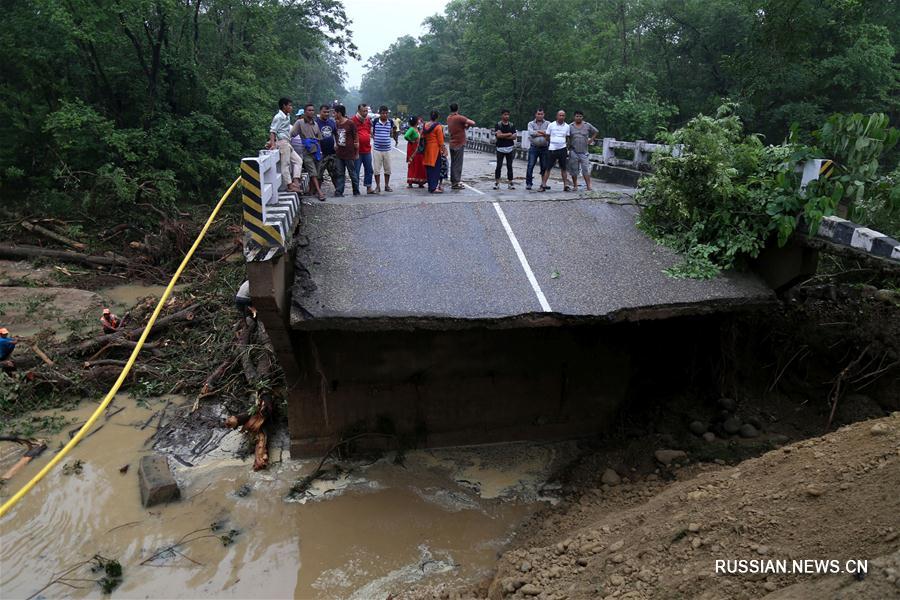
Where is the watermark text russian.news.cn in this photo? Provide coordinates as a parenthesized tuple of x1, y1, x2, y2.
(715, 559, 868, 575)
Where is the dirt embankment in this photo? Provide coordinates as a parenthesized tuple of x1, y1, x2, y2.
(471, 414, 899, 600)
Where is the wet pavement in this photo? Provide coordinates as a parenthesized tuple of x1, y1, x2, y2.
(292, 141, 773, 329)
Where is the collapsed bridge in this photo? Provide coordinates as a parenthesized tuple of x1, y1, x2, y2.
(241, 135, 896, 457)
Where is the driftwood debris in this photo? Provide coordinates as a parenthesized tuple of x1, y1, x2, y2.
(20, 220, 86, 251)
(27, 343, 54, 367)
(61, 304, 200, 357)
(219, 317, 279, 471)
(0, 243, 129, 268)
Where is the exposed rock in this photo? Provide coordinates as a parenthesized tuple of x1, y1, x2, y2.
(805, 484, 824, 497)
(718, 397, 736, 411)
(875, 289, 899, 304)
(655, 449, 687, 466)
(519, 583, 542, 596)
(609, 574, 625, 586)
(702, 432, 716, 443)
(739, 424, 760, 438)
(871, 422, 891, 435)
(609, 540, 624, 552)
(689, 421, 707, 436)
(723, 416, 742, 435)
(519, 561, 532, 573)
(601, 468, 621, 486)
(688, 523, 701, 533)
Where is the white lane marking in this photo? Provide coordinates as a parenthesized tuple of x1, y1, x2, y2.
(463, 184, 551, 311)
(462, 182, 484, 195)
(491, 201, 552, 313)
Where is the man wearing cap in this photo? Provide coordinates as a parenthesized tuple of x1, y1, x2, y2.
(100, 309, 121, 334)
(0, 328, 16, 362)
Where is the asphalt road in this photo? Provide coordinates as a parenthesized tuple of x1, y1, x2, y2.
(291, 140, 772, 329)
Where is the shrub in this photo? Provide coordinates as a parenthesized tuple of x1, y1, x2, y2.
(638, 107, 900, 278)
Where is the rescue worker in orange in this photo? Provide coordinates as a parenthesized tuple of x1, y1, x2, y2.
(100, 308, 122, 334)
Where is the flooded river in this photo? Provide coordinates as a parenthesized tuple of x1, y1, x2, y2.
(0, 396, 572, 599)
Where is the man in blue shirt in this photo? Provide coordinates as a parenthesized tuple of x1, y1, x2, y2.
(316, 104, 338, 189)
(0, 328, 16, 364)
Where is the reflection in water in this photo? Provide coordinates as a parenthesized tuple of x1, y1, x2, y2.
(0, 396, 565, 599)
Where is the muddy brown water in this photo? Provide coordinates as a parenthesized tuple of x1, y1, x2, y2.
(100, 283, 185, 313)
(0, 396, 569, 599)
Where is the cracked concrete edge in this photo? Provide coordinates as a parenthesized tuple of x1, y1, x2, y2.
(815, 215, 900, 263)
(287, 293, 776, 331)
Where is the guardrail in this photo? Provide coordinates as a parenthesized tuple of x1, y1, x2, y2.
(463, 126, 681, 171)
(240, 149, 306, 249)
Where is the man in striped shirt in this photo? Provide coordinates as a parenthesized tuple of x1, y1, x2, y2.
(371, 105, 397, 193)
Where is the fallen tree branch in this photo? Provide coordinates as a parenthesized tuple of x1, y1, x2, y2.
(60, 304, 200, 357)
(20, 220, 87, 251)
(27, 343, 55, 367)
(0, 243, 129, 268)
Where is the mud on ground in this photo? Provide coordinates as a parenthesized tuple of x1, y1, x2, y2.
(405, 413, 899, 600)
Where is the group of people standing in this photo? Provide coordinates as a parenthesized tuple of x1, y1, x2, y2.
(267, 98, 599, 199)
(400, 103, 475, 194)
(266, 98, 402, 199)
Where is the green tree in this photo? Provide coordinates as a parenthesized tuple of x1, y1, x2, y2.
(0, 0, 358, 214)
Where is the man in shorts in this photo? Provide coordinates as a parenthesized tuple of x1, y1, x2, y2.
(540, 110, 571, 192)
(568, 110, 598, 191)
(371, 105, 397, 193)
(291, 103, 325, 200)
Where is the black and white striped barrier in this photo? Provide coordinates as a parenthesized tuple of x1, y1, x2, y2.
(816, 216, 900, 262)
(240, 150, 306, 249)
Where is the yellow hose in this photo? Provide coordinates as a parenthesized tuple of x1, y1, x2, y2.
(0, 177, 241, 519)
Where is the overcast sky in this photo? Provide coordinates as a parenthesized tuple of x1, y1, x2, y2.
(342, 0, 449, 88)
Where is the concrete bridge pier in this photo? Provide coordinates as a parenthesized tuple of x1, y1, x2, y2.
(284, 326, 631, 457)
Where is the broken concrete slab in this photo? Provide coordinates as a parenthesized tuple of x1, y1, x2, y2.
(290, 194, 774, 330)
(138, 455, 180, 507)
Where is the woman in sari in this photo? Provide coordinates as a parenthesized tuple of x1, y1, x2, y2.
(404, 116, 426, 188)
(423, 111, 447, 193)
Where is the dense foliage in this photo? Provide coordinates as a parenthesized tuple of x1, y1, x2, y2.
(0, 0, 357, 215)
(638, 109, 900, 278)
(360, 0, 899, 142)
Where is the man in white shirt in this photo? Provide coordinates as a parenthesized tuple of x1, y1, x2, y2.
(265, 97, 303, 193)
(540, 110, 571, 192)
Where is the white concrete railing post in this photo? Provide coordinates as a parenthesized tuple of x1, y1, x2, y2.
(602, 138, 614, 164)
(632, 140, 646, 169)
